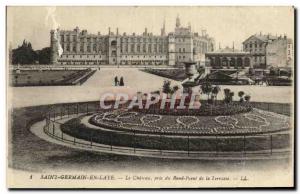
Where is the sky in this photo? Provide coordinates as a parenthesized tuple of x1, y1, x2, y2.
(7, 6, 294, 50)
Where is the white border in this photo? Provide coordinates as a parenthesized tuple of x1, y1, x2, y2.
(1, 0, 299, 193)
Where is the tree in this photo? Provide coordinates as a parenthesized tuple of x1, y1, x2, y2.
(201, 82, 213, 101)
(171, 85, 180, 94)
(37, 47, 51, 64)
(211, 85, 221, 104)
(162, 80, 172, 95)
(238, 91, 245, 103)
(244, 95, 251, 102)
(12, 40, 37, 65)
(223, 88, 231, 103)
(229, 92, 234, 103)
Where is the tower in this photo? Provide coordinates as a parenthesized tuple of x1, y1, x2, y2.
(168, 35, 176, 66)
(176, 15, 181, 28)
(50, 29, 58, 64)
(161, 18, 166, 36)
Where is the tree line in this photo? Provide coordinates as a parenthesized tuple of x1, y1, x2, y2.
(11, 40, 51, 65)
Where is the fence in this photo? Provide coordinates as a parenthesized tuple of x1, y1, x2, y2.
(42, 103, 291, 158)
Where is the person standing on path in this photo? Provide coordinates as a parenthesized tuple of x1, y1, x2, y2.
(114, 76, 119, 86)
(120, 76, 124, 86)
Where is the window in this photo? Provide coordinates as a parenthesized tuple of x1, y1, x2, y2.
(183, 48, 185, 52)
(179, 48, 181, 53)
(143, 44, 146, 52)
(137, 44, 140, 52)
(93, 44, 97, 52)
(87, 45, 91, 52)
(73, 46, 76, 52)
(80, 44, 84, 52)
(159, 45, 162, 52)
(131, 44, 134, 52)
(73, 35, 76, 41)
(148, 44, 152, 53)
(66, 44, 70, 52)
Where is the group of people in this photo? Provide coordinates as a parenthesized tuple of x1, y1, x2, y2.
(114, 76, 125, 86)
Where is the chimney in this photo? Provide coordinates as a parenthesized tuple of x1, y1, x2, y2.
(145, 28, 147, 35)
(108, 27, 111, 35)
(116, 28, 119, 35)
(232, 42, 235, 52)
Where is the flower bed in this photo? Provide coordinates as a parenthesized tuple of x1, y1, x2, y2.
(88, 108, 290, 136)
(61, 116, 291, 152)
(136, 102, 252, 116)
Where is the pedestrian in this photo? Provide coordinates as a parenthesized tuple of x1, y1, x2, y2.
(114, 76, 119, 86)
(120, 76, 124, 86)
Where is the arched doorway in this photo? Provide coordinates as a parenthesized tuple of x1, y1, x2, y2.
(222, 57, 229, 68)
(215, 57, 221, 68)
(230, 57, 236, 67)
(111, 40, 117, 46)
(244, 57, 250, 67)
(237, 57, 243, 68)
(209, 57, 215, 67)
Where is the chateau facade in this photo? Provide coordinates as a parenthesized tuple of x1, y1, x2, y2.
(50, 16, 215, 66)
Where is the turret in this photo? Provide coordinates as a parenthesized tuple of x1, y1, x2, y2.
(50, 29, 58, 64)
(176, 15, 181, 28)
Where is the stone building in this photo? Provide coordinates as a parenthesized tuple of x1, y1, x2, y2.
(266, 36, 293, 68)
(50, 16, 215, 66)
(242, 33, 293, 69)
(205, 46, 252, 69)
(242, 33, 277, 69)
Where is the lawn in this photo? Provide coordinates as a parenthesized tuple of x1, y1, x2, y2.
(140, 68, 187, 81)
(10, 69, 96, 86)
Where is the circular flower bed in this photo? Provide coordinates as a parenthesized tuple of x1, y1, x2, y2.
(135, 102, 252, 116)
(88, 108, 290, 136)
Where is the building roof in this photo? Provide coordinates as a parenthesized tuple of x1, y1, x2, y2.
(243, 34, 278, 43)
(206, 46, 249, 55)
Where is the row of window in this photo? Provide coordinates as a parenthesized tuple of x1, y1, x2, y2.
(60, 35, 166, 43)
(244, 42, 264, 49)
(248, 49, 264, 53)
(120, 44, 167, 53)
(62, 55, 165, 59)
(254, 56, 265, 62)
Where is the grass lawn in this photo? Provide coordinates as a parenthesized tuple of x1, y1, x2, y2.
(10, 69, 96, 86)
